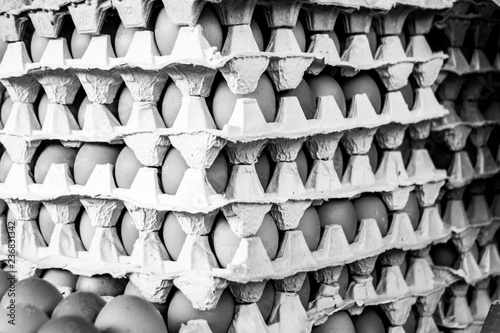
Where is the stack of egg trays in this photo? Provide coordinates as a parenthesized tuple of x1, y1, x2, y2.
(430, 1, 500, 332)
(0, 0, 456, 332)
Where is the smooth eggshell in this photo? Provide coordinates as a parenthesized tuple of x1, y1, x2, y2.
(73, 143, 121, 185)
(78, 210, 95, 251)
(312, 311, 356, 333)
(0, 270, 13, 299)
(295, 149, 309, 184)
(0, 97, 13, 128)
(292, 20, 307, 52)
(0, 303, 49, 333)
(206, 152, 229, 194)
(212, 75, 276, 129)
(368, 142, 379, 172)
(96, 295, 167, 333)
(0, 277, 63, 315)
(52, 291, 106, 323)
(119, 210, 139, 255)
(430, 242, 459, 267)
(295, 206, 321, 251)
(38, 204, 55, 245)
(167, 289, 235, 333)
(317, 200, 358, 243)
(333, 147, 344, 179)
(256, 281, 275, 321)
(114, 23, 141, 58)
(255, 151, 272, 189)
(402, 309, 416, 333)
(42, 269, 78, 290)
(38, 315, 100, 333)
(161, 212, 187, 261)
(34, 143, 78, 183)
(212, 214, 279, 268)
(161, 80, 183, 127)
(297, 274, 311, 309)
(338, 266, 349, 298)
(251, 20, 265, 51)
(353, 196, 389, 237)
(340, 73, 382, 114)
(280, 80, 316, 119)
(76, 275, 127, 297)
(399, 82, 414, 109)
(401, 192, 420, 230)
(154, 6, 223, 56)
(115, 146, 144, 189)
(30, 31, 49, 63)
(117, 86, 135, 125)
(352, 307, 386, 333)
(0, 39, 7, 63)
(306, 75, 347, 117)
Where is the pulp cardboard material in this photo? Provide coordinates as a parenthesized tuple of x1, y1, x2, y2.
(67, 0, 112, 35)
(112, 0, 156, 28)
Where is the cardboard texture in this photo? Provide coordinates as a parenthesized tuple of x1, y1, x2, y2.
(2, 1, 498, 332)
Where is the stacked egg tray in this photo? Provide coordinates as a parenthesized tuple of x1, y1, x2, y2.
(426, 1, 500, 332)
(1, 0, 496, 332)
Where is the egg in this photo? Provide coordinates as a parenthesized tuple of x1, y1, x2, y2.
(96, 295, 168, 333)
(38, 204, 55, 245)
(114, 23, 141, 57)
(154, 6, 223, 56)
(206, 152, 229, 194)
(0, 199, 6, 215)
(0, 96, 13, 126)
(292, 20, 307, 52)
(212, 213, 279, 268)
(295, 149, 309, 184)
(317, 200, 358, 243)
(400, 256, 408, 276)
(306, 75, 347, 117)
(402, 309, 417, 333)
(328, 31, 341, 54)
(161, 148, 229, 194)
(42, 269, 78, 290)
(430, 241, 459, 267)
(340, 73, 382, 114)
(353, 196, 389, 237)
(297, 274, 311, 309)
(371, 267, 379, 287)
(37, 94, 79, 126)
(76, 275, 127, 297)
(124, 281, 170, 321)
(333, 147, 344, 178)
(257, 281, 275, 321)
(255, 151, 272, 189)
(34, 143, 78, 183)
(161, 212, 187, 261)
(338, 266, 349, 298)
(73, 143, 121, 185)
(0, 277, 62, 315)
(312, 311, 355, 333)
(71, 22, 117, 59)
(0, 151, 13, 182)
(38, 315, 100, 333)
(212, 75, 276, 129)
(280, 80, 316, 119)
(352, 307, 386, 333)
(77, 96, 120, 128)
(115, 146, 144, 189)
(78, 210, 95, 251)
(401, 192, 420, 230)
(161, 80, 183, 127)
(117, 86, 135, 125)
(295, 206, 321, 251)
(0, 303, 49, 333)
(367, 26, 378, 56)
(119, 210, 139, 255)
(251, 20, 265, 51)
(52, 291, 106, 322)
(0, 270, 13, 299)
(399, 82, 414, 109)
(470, 243, 479, 263)
(30, 31, 50, 62)
(0, 39, 7, 63)
(167, 289, 235, 333)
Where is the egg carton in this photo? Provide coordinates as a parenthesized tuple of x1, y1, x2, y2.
(0, 163, 455, 307)
(0, 0, 30, 42)
(0, 36, 448, 171)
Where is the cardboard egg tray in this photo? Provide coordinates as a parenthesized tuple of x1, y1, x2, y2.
(428, 2, 500, 331)
(1, 0, 492, 332)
